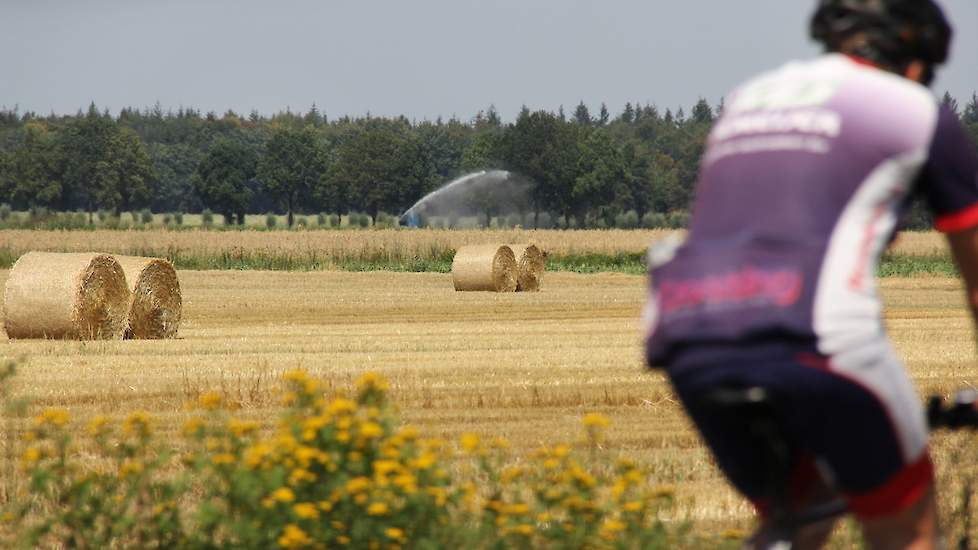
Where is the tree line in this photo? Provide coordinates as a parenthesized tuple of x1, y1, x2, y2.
(1, 92, 976, 228)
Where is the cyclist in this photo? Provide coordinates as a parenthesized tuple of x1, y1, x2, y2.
(643, 1, 978, 548)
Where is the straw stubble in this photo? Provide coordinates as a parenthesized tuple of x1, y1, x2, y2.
(452, 244, 518, 292)
(115, 256, 182, 339)
(508, 244, 546, 292)
(3, 252, 130, 340)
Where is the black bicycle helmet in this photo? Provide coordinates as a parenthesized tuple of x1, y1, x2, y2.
(810, 0, 952, 84)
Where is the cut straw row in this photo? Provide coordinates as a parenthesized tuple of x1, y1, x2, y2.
(3, 252, 182, 340)
(452, 244, 546, 292)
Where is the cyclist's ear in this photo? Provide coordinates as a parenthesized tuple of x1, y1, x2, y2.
(904, 61, 929, 84)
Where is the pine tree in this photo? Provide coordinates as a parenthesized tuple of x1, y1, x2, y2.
(598, 103, 610, 126)
(691, 98, 714, 124)
(621, 103, 635, 124)
(962, 93, 978, 125)
(942, 91, 959, 116)
(573, 102, 592, 126)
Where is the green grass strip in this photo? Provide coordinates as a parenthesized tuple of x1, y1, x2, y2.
(0, 247, 960, 277)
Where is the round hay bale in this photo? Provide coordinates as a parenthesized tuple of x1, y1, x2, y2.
(452, 244, 518, 292)
(115, 256, 182, 339)
(508, 244, 546, 292)
(3, 252, 130, 340)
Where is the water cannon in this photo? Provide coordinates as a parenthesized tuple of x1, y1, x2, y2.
(400, 212, 421, 228)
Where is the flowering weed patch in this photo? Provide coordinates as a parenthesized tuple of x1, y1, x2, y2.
(2, 364, 732, 549)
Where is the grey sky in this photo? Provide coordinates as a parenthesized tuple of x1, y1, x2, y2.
(2, 0, 976, 121)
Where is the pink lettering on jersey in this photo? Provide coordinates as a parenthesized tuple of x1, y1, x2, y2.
(658, 266, 803, 314)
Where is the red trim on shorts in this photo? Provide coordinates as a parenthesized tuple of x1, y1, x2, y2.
(749, 455, 821, 520)
(935, 202, 978, 233)
(847, 452, 934, 519)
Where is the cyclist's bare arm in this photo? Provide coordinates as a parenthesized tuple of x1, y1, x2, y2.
(947, 225, 978, 335)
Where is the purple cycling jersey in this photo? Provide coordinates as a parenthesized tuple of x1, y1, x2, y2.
(644, 54, 978, 367)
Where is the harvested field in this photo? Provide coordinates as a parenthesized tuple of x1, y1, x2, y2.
(0, 268, 975, 541)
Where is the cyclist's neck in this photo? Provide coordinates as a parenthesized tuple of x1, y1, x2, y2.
(845, 54, 879, 69)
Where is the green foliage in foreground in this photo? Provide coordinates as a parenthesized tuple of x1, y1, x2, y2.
(0, 247, 961, 278)
(1, 363, 727, 549)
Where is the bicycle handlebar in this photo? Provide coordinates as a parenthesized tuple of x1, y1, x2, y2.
(927, 389, 978, 429)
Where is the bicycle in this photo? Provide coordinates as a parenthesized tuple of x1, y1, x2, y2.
(701, 386, 978, 550)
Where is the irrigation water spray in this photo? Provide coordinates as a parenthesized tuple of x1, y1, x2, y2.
(400, 170, 532, 227)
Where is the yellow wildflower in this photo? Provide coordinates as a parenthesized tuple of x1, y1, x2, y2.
(425, 486, 445, 505)
(271, 487, 296, 503)
(394, 474, 418, 494)
(601, 519, 626, 533)
(278, 523, 311, 549)
(359, 421, 384, 439)
(228, 418, 260, 437)
(373, 460, 400, 477)
(623, 500, 643, 513)
(410, 452, 436, 470)
(35, 408, 70, 428)
(283, 370, 309, 384)
(367, 502, 389, 516)
(460, 433, 480, 453)
(244, 443, 273, 469)
(385, 527, 405, 541)
(318, 501, 333, 512)
(276, 433, 298, 453)
(87, 415, 110, 437)
(582, 413, 610, 428)
(295, 446, 326, 467)
(289, 468, 316, 485)
(612, 480, 628, 499)
(624, 469, 644, 484)
(212, 453, 236, 466)
(119, 459, 144, 480)
(182, 416, 205, 437)
(357, 372, 389, 392)
(337, 536, 350, 545)
(199, 392, 222, 411)
(21, 447, 42, 465)
(328, 398, 357, 416)
(511, 524, 533, 536)
(293, 502, 319, 520)
(345, 476, 370, 494)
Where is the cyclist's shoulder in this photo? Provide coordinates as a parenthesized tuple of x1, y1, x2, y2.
(725, 54, 937, 115)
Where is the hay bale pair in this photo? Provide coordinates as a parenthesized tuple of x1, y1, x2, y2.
(452, 244, 545, 292)
(3, 252, 181, 340)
